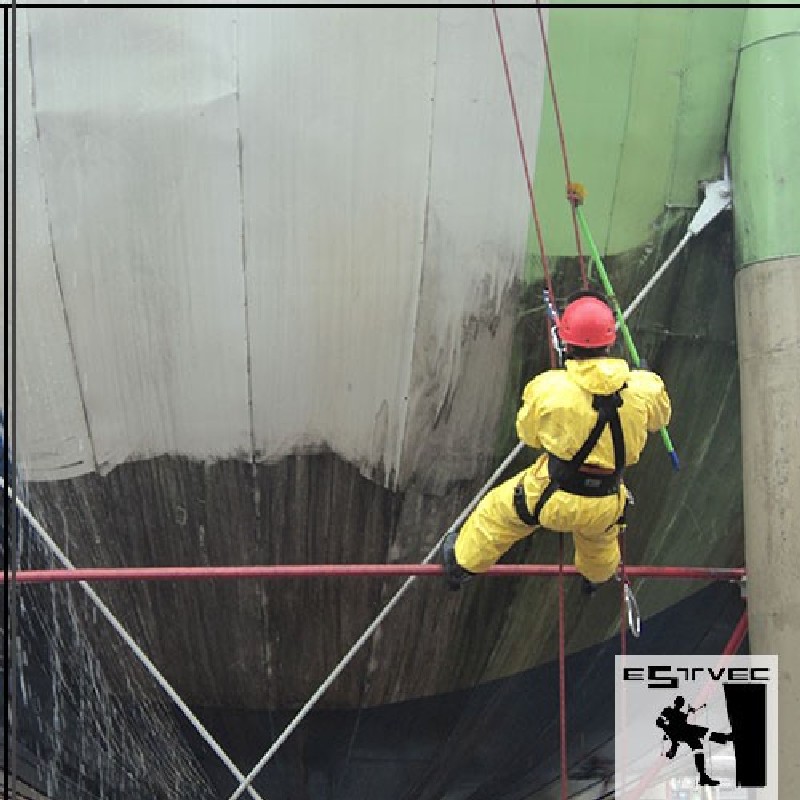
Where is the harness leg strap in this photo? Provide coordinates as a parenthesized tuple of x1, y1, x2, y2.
(514, 479, 558, 527)
(513, 481, 540, 527)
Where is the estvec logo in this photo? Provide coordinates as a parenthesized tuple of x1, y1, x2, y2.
(615, 655, 778, 799)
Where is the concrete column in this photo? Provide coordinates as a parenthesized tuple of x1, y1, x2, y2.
(730, 5, 800, 794)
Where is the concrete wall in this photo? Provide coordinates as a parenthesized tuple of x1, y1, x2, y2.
(7, 8, 764, 797)
(730, 5, 800, 796)
(12, 8, 544, 491)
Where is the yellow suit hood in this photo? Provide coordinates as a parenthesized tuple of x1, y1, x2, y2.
(516, 356, 669, 465)
(564, 357, 631, 395)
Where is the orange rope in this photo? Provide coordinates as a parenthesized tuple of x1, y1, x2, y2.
(619, 531, 627, 656)
(557, 536, 568, 800)
(492, 9, 574, 796)
(492, 2, 559, 370)
(535, 3, 588, 288)
(492, 4, 556, 304)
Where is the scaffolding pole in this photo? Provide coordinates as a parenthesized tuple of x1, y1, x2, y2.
(4, 564, 747, 584)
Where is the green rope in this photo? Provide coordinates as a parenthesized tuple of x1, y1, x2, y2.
(575, 205, 679, 471)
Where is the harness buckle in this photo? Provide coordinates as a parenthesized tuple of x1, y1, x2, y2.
(513, 482, 539, 527)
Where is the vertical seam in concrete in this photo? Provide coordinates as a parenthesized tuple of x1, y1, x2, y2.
(233, 14, 257, 478)
(722, 13, 747, 156)
(666, 11, 692, 203)
(356, 6, 441, 730)
(25, 14, 98, 473)
(739, 30, 800, 53)
(604, 9, 641, 255)
(393, 8, 441, 491)
(336, 710, 363, 793)
(233, 14, 269, 703)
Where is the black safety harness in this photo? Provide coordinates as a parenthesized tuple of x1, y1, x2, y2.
(514, 389, 627, 527)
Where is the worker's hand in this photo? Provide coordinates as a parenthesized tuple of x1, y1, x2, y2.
(441, 529, 475, 591)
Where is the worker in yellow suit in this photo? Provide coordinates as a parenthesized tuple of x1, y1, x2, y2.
(442, 290, 672, 593)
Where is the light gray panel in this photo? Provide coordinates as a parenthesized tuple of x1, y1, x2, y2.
(398, 8, 546, 489)
(24, 9, 251, 472)
(239, 9, 439, 480)
(16, 8, 544, 488)
(14, 9, 95, 479)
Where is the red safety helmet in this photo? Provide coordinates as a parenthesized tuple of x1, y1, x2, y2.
(558, 291, 616, 348)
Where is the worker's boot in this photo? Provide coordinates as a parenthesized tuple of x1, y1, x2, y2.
(441, 530, 474, 591)
(695, 754, 719, 786)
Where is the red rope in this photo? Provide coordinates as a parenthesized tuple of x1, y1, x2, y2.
(535, 3, 587, 288)
(492, 2, 560, 374)
(2, 564, 746, 585)
(619, 531, 627, 657)
(618, 533, 629, 799)
(558, 536, 568, 800)
(492, 4, 556, 305)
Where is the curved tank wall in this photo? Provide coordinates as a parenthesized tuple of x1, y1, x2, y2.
(12, 7, 545, 492)
(5, 7, 757, 799)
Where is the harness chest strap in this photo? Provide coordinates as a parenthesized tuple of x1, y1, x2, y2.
(514, 389, 626, 527)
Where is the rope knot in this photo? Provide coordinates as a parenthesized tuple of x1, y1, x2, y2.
(567, 181, 586, 206)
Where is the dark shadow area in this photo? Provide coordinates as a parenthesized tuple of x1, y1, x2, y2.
(189, 581, 746, 800)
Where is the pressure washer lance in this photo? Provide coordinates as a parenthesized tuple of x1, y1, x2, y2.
(567, 182, 679, 472)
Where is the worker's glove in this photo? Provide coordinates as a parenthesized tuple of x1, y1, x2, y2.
(441, 529, 475, 591)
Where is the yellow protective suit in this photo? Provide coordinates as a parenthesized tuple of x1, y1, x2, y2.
(454, 357, 672, 583)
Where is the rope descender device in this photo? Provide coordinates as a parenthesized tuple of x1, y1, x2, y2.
(616, 559, 642, 639)
(622, 580, 642, 638)
(543, 288, 565, 367)
(566, 181, 586, 207)
(572, 202, 680, 471)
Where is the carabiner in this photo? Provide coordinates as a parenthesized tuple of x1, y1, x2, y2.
(623, 581, 641, 638)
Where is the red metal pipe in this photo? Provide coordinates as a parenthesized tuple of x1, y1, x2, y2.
(724, 609, 749, 653)
(2, 564, 746, 585)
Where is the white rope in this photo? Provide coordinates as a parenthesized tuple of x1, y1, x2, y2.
(230, 268, 688, 798)
(621, 172, 731, 326)
(4, 238, 677, 800)
(1, 479, 267, 800)
(6, 247, 685, 800)
(227, 441, 525, 800)
(620, 230, 693, 324)
(5, 172, 729, 800)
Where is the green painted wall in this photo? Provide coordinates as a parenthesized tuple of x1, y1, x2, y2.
(729, 5, 800, 267)
(496, 5, 756, 660)
(531, 5, 744, 262)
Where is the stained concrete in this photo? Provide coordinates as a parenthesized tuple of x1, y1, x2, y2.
(8, 8, 755, 798)
(18, 212, 745, 713)
(736, 256, 800, 794)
